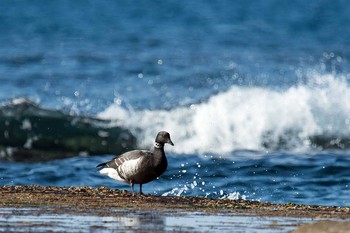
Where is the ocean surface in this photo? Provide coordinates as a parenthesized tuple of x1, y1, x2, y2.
(1, 0, 350, 207)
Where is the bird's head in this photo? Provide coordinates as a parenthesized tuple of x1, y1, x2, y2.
(155, 131, 174, 146)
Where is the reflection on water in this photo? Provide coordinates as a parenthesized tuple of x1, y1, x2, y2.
(0, 207, 314, 233)
(100, 213, 165, 232)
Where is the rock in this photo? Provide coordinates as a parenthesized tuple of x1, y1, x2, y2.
(0, 98, 136, 162)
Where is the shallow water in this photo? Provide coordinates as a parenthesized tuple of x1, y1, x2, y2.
(0, 207, 314, 233)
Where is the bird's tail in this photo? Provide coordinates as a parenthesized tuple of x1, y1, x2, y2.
(96, 162, 108, 170)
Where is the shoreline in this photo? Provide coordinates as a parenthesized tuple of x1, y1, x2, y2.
(1, 185, 349, 218)
(2, 185, 350, 232)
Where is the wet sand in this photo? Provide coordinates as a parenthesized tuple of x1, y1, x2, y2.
(1, 185, 349, 232)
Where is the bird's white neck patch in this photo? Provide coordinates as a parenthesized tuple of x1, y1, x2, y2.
(154, 142, 163, 149)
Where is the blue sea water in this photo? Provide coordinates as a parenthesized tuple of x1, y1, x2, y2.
(1, 0, 350, 206)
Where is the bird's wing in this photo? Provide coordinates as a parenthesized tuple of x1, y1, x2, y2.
(116, 150, 151, 181)
(99, 150, 151, 182)
(110, 150, 146, 168)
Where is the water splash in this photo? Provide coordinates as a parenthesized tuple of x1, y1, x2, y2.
(161, 182, 248, 200)
(98, 73, 350, 154)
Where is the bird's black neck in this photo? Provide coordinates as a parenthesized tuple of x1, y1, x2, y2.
(153, 142, 166, 168)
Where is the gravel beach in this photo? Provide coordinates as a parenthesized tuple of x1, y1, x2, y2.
(1, 185, 349, 232)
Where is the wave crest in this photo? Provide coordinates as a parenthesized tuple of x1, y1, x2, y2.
(98, 74, 350, 153)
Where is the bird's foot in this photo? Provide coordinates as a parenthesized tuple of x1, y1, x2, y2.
(139, 192, 146, 196)
(131, 192, 148, 197)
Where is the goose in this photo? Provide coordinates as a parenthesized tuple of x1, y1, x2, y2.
(97, 131, 174, 195)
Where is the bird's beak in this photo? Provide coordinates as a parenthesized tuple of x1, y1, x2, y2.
(168, 139, 174, 146)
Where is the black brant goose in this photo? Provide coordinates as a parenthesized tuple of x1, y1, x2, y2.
(96, 131, 174, 195)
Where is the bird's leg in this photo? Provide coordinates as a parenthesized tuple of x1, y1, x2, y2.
(131, 183, 135, 196)
(139, 184, 144, 195)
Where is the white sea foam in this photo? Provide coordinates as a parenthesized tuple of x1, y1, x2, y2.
(98, 73, 350, 154)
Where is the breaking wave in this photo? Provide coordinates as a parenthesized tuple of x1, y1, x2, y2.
(98, 73, 350, 154)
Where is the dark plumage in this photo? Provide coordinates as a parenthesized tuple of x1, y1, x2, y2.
(97, 131, 174, 195)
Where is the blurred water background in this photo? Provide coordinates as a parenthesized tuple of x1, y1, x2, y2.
(1, 0, 350, 206)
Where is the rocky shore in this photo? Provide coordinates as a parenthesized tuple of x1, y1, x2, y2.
(1, 185, 349, 219)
